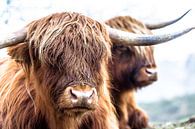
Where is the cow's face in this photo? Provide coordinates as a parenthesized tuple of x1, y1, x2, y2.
(106, 16, 158, 90)
(8, 12, 112, 117)
(132, 46, 157, 87)
(110, 44, 157, 90)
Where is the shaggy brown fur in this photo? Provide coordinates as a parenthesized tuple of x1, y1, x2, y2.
(105, 16, 158, 129)
(0, 12, 118, 129)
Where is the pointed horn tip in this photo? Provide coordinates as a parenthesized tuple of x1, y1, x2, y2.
(184, 9, 192, 15)
(187, 9, 192, 12)
(182, 9, 192, 17)
(145, 9, 192, 30)
(186, 9, 191, 13)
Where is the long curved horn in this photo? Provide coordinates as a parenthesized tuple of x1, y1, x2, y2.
(145, 9, 191, 30)
(0, 28, 27, 49)
(1, 25, 194, 48)
(108, 26, 195, 46)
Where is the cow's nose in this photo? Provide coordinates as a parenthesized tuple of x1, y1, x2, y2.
(65, 85, 97, 106)
(69, 87, 96, 103)
(145, 67, 158, 81)
(145, 68, 157, 76)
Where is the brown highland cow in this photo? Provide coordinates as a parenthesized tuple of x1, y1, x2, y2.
(0, 12, 118, 129)
(105, 10, 192, 129)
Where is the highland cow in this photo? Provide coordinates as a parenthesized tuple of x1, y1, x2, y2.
(0, 11, 194, 129)
(0, 12, 118, 129)
(106, 16, 157, 129)
(105, 10, 192, 129)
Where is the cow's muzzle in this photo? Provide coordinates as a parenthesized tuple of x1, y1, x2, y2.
(58, 85, 98, 114)
(134, 67, 158, 87)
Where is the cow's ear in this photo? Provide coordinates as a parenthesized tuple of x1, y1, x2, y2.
(7, 42, 30, 64)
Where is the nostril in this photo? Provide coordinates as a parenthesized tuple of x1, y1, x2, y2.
(89, 90, 94, 98)
(145, 68, 157, 75)
(70, 88, 78, 100)
(89, 88, 97, 98)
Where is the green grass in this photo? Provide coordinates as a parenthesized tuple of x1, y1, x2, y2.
(139, 94, 195, 123)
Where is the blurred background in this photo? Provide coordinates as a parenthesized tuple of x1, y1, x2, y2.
(0, 0, 195, 123)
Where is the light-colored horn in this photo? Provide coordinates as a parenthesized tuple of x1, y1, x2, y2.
(1, 24, 194, 48)
(145, 9, 191, 29)
(0, 28, 27, 49)
(107, 26, 195, 46)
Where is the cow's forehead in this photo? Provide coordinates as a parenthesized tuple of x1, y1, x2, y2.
(26, 12, 111, 66)
(134, 46, 154, 55)
(133, 46, 155, 65)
